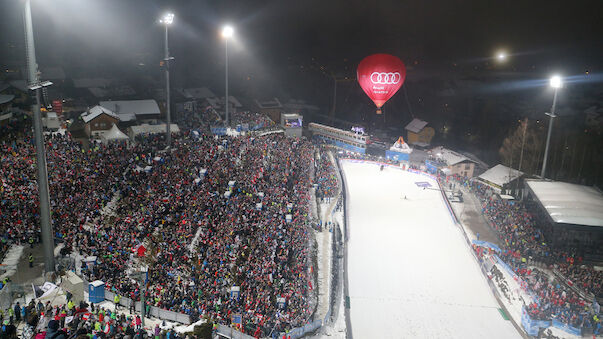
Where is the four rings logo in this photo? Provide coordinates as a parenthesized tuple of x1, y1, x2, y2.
(370, 72, 401, 85)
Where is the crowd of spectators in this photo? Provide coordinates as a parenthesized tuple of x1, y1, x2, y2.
(230, 112, 275, 131)
(1, 116, 316, 337)
(2, 296, 193, 338)
(463, 178, 601, 334)
(174, 106, 274, 135)
(314, 147, 338, 200)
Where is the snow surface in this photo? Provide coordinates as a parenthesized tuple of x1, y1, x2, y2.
(341, 160, 521, 339)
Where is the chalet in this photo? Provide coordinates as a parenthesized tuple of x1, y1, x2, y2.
(99, 100, 161, 124)
(405, 118, 435, 147)
(428, 146, 477, 178)
(80, 105, 120, 138)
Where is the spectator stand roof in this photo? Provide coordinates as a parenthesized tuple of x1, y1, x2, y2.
(477, 164, 523, 192)
(81, 105, 119, 123)
(526, 180, 603, 227)
(405, 118, 428, 133)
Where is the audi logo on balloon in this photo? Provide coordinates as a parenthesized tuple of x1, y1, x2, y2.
(357, 54, 406, 111)
(370, 72, 401, 85)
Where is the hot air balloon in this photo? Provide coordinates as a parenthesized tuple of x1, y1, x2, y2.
(357, 54, 406, 114)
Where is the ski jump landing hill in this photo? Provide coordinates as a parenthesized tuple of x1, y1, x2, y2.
(339, 159, 521, 339)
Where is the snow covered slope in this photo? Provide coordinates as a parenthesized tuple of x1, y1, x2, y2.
(341, 160, 520, 339)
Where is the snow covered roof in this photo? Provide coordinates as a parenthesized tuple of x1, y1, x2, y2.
(526, 180, 603, 227)
(478, 164, 523, 188)
(430, 146, 474, 166)
(99, 100, 160, 117)
(405, 118, 428, 133)
(102, 124, 129, 141)
(129, 123, 180, 137)
(81, 105, 119, 123)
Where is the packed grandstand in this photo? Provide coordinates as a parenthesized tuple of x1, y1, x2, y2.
(0, 112, 601, 338)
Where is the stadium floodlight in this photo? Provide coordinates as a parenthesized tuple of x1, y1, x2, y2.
(550, 75, 563, 89)
(496, 52, 507, 62)
(222, 25, 234, 38)
(541, 75, 563, 178)
(160, 12, 174, 25)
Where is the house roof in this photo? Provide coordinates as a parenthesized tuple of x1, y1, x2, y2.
(430, 146, 475, 166)
(478, 164, 523, 188)
(405, 118, 428, 133)
(81, 105, 119, 123)
(99, 100, 160, 116)
(526, 180, 603, 227)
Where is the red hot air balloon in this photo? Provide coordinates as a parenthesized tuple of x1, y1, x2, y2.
(357, 54, 406, 114)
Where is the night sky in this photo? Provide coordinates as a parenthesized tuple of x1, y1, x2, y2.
(2, 0, 601, 76)
(1, 0, 602, 181)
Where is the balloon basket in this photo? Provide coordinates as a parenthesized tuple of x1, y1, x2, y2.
(376, 109, 382, 115)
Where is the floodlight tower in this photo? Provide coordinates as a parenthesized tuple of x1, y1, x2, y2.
(222, 25, 234, 126)
(540, 75, 563, 178)
(160, 12, 174, 149)
(23, 0, 55, 273)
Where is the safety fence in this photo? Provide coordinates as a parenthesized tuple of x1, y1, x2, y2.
(551, 268, 596, 303)
(215, 324, 256, 339)
(102, 289, 192, 325)
(521, 307, 585, 337)
(81, 278, 193, 326)
(337, 158, 353, 339)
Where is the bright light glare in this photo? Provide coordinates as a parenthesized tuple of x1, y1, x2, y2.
(160, 13, 174, 25)
(550, 75, 562, 88)
(497, 52, 506, 61)
(222, 25, 234, 38)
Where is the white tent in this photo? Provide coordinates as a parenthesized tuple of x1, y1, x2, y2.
(101, 124, 129, 144)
